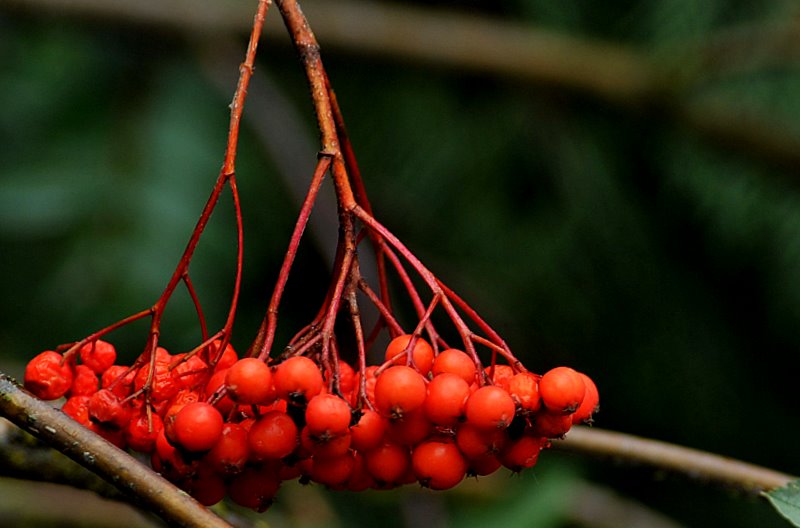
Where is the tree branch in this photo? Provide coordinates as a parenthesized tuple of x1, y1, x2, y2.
(6, 0, 800, 170)
(0, 372, 232, 528)
(554, 426, 796, 495)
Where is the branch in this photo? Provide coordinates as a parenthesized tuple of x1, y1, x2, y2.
(6, 0, 800, 170)
(0, 372, 232, 528)
(554, 426, 796, 495)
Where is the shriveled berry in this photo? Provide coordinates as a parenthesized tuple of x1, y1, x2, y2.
(24, 351, 73, 401)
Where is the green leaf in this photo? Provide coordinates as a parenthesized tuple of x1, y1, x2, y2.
(764, 480, 800, 527)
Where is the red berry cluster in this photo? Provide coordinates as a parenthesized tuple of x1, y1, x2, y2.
(23, 335, 598, 511)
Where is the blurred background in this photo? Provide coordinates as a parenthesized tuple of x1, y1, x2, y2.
(2, 0, 800, 526)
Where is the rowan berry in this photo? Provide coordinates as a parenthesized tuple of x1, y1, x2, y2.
(499, 435, 545, 472)
(248, 410, 298, 460)
(79, 340, 117, 374)
(374, 365, 427, 420)
(172, 402, 224, 452)
(125, 409, 163, 453)
(305, 393, 352, 439)
(432, 348, 477, 384)
(62, 395, 92, 426)
(350, 408, 388, 451)
(465, 385, 516, 430)
(228, 464, 281, 512)
(531, 410, 573, 438)
(171, 354, 209, 389)
(506, 371, 541, 414)
(571, 372, 599, 425)
(204, 422, 250, 474)
(301, 426, 352, 459)
(88, 388, 130, 429)
(412, 439, 468, 490)
(273, 356, 324, 405)
(384, 334, 434, 375)
(539, 366, 585, 414)
(423, 372, 470, 426)
(455, 422, 508, 459)
(134, 362, 179, 402)
(24, 350, 74, 401)
(69, 364, 99, 397)
(364, 441, 410, 487)
(386, 408, 433, 446)
(207, 339, 238, 371)
(310, 451, 356, 487)
(484, 364, 515, 387)
(186, 468, 227, 506)
(225, 357, 275, 405)
(101, 365, 135, 399)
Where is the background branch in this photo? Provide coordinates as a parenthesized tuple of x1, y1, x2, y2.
(555, 426, 796, 495)
(5, 0, 800, 171)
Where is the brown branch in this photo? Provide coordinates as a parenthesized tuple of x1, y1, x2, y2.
(0, 372, 232, 528)
(7, 0, 800, 171)
(553, 426, 796, 495)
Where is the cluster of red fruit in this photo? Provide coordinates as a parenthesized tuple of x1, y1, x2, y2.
(23, 335, 598, 511)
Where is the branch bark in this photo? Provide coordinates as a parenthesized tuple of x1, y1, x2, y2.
(554, 426, 796, 495)
(0, 372, 231, 528)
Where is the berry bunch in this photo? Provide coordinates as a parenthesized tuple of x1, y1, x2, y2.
(23, 334, 598, 511)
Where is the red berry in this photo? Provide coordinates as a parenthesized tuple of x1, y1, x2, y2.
(172, 402, 224, 452)
(350, 409, 388, 451)
(24, 351, 73, 400)
(62, 395, 92, 426)
(101, 365, 135, 399)
(499, 435, 545, 472)
(412, 439, 468, 490)
(386, 409, 433, 446)
(305, 393, 352, 439)
(432, 348, 477, 384)
(225, 358, 275, 405)
(207, 339, 238, 371)
(424, 372, 470, 426)
(228, 464, 281, 512)
(455, 422, 508, 459)
(204, 422, 250, 474)
(79, 340, 117, 374)
(531, 411, 573, 438)
(69, 364, 99, 397)
(572, 372, 599, 425)
(134, 362, 179, 402)
(273, 356, 323, 405)
(465, 385, 516, 430)
(248, 410, 298, 460)
(374, 365, 427, 420)
(310, 451, 356, 487)
(125, 410, 164, 453)
(506, 372, 541, 414)
(171, 354, 209, 389)
(301, 426, 352, 459)
(384, 334, 434, 375)
(364, 441, 410, 487)
(88, 388, 130, 429)
(539, 366, 585, 414)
